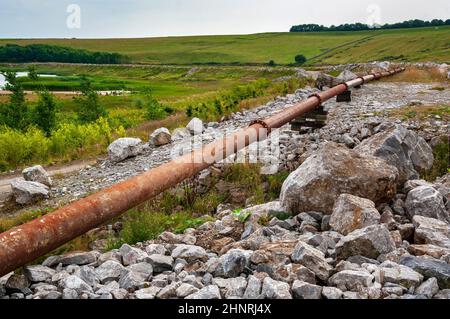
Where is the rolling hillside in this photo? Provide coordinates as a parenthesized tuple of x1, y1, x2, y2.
(1, 26, 449, 65)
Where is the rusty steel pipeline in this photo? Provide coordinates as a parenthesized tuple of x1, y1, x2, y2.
(0, 67, 405, 276)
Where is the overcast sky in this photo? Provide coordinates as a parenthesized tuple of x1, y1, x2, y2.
(1, 0, 449, 39)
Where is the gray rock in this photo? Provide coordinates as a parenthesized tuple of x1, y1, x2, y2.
(33, 290, 61, 299)
(111, 288, 128, 299)
(280, 142, 398, 214)
(412, 215, 450, 249)
(59, 275, 92, 293)
(355, 125, 433, 185)
(376, 261, 423, 289)
(62, 288, 79, 299)
(22, 165, 52, 187)
(171, 244, 208, 262)
(400, 256, 450, 289)
(10, 179, 49, 204)
(176, 283, 199, 298)
(322, 286, 343, 299)
(157, 282, 181, 299)
(149, 127, 172, 146)
(145, 244, 167, 256)
(292, 281, 322, 299)
(118, 263, 153, 289)
(214, 249, 252, 278)
(337, 70, 358, 82)
(261, 277, 292, 299)
(433, 289, 450, 299)
(119, 244, 148, 266)
(94, 260, 127, 284)
(291, 241, 332, 281)
(335, 225, 396, 260)
(5, 274, 30, 293)
(76, 266, 99, 287)
(95, 281, 120, 295)
(243, 275, 262, 299)
(330, 194, 381, 235)
(107, 138, 144, 163)
(406, 186, 449, 223)
(147, 254, 173, 273)
(23, 265, 55, 282)
(58, 251, 99, 266)
(328, 270, 374, 291)
(213, 277, 248, 299)
(415, 277, 439, 298)
(134, 286, 161, 299)
(186, 117, 204, 135)
(185, 285, 221, 299)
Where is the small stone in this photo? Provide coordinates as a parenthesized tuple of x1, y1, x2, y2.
(62, 288, 79, 299)
(171, 245, 208, 262)
(213, 277, 247, 299)
(291, 241, 333, 281)
(185, 285, 221, 299)
(147, 254, 174, 273)
(23, 265, 55, 282)
(186, 117, 204, 135)
(406, 186, 449, 223)
(10, 179, 49, 204)
(119, 244, 148, 266)
(145, 244, 167, 256)
(58, 251, 99, 266)
(149, 127, 172, 146)
(400, 256, 450, 289)
(329, 194, 381, 235)
(176, 283, 199, 298)
(94, 260, 127, 284)
(134, 286, 161, 299)
(261, 277, 292, 299)
(292, 281, 322, 299)
(328, 270, 374, 291)
(322, 286, 343, 299)
(415, 277, 439, 298)
(5, 274, 30, 293)
(107, 138, 144, 163)
(243, 275, 262, 299)
(22, 165, 52, 187)
(214, 249, 252, 278)
(335, 225, 396, 260)
(59, 275, 92, 293)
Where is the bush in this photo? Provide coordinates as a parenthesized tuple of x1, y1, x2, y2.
(268, 60, 276, 66)
(0, 118, 121, 171)
(295, 54, 307, 65)
(33, 90, 58, 136)
(75, 77, 108, 123)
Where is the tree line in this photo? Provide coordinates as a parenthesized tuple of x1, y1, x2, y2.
(0, 44, 130, 64)
(290, 19, 450, 33)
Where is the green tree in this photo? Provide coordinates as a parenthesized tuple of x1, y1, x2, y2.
(294, 54, 307, 65)
(0, 71, 29, 130)
(144, 94, 167, 120)
(75, 76, 108, 123)
(27, 65, 39, 81)
(268, 60, 276, 67)
(33, 90, 58, 136)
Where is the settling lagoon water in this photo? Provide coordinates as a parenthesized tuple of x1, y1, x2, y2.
(0, 72, 57, 89)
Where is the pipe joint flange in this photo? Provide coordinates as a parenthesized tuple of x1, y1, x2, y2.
(308, 93, 323, 105)
(357, 77, 365, 85)
(250, 119, 271, 133)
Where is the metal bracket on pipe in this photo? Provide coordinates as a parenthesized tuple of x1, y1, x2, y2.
(336, 90, 352, 102)
(290, 104, 328, 132)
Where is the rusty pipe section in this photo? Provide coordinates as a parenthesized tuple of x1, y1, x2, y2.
(0, 67, 404, 276)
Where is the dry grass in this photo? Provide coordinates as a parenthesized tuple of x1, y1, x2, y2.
(389, 104, 450, 121)
(383, 67, 448, 83)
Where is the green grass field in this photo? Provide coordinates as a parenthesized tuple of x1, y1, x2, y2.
(1, 26, 449, 65)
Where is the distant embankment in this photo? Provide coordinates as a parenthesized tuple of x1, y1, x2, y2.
(290, 18, 450, 32)
(0, 44, 130, 64)
(0, 26, 449, 65)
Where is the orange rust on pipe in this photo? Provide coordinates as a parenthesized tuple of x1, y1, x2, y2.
(0, 68, 405, 276)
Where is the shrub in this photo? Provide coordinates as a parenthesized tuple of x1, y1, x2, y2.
(75, 77, 108, 123)
(295, 54, 307, 65)
(33, 90, 58, 136)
